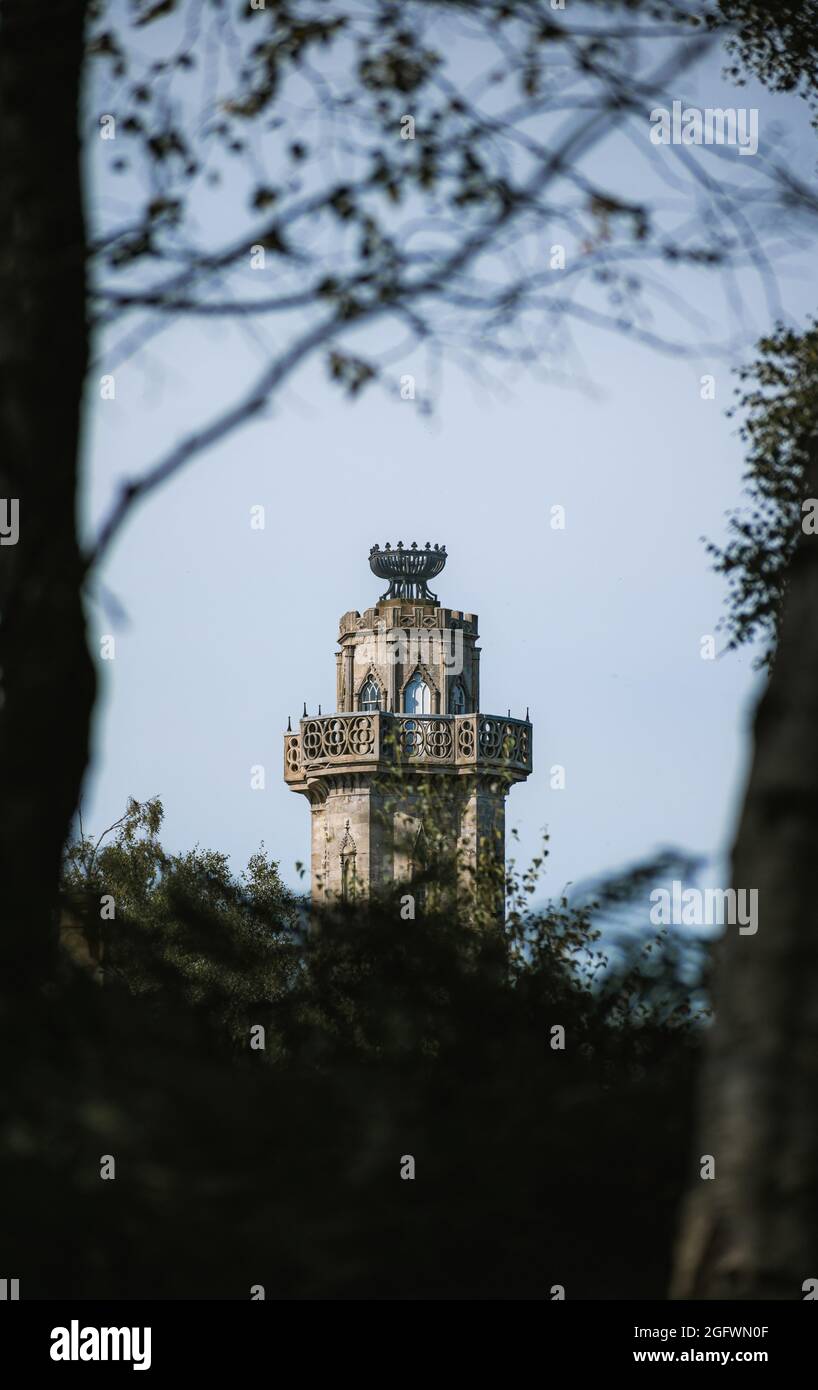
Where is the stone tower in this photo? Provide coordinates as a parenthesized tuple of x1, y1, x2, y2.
(283, 543, 532, 918)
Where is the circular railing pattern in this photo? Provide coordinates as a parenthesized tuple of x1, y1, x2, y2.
(289, 713, 530, 773)
(302, 715, 375, 761)
(457, 718, 475, 760)
(396, 716, 453, 760)
(478, 716, 530, 767)
(285, 736, 301, 774)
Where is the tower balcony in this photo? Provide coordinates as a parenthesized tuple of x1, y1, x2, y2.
(284, 711, 532, 786)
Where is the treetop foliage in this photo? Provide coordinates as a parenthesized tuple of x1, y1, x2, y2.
(30, 794, 709, 1296)
(706, 321, 818, 667)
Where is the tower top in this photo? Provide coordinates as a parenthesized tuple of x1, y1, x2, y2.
(369, 541, 447, 603)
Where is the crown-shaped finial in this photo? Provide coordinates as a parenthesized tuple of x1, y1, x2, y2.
(368, 541, 447, 602)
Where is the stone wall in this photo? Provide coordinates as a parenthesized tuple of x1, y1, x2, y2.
(336, 601, 480, 715)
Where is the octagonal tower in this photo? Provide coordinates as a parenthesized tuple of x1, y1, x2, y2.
(283, 543, 532, 920)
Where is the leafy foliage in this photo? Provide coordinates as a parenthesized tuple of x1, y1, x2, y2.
(705, 322, 818, 668)
(63, 796, 298, 1040)
(1, 799, 710, 1297)
(715, 0, 818, 126)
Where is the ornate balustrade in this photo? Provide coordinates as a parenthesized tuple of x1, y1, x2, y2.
(284, 712, 532, 782)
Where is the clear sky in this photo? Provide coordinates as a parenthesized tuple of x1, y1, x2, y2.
(80, 16, 818, 900)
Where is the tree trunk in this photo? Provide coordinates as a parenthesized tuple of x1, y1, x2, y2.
(0, 0, 94, 991)
(672, 443, 818, 1299)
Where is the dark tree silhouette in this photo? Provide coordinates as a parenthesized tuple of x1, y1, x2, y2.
(671, 10, 818, 1297)
(3, 0, 818, 1301)
(675, 323, 818, 1298)
(13, 798, 703, 1300)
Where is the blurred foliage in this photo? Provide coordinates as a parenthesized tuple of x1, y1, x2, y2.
(83, 0, 809, 487)
(0, 798, 707, 1298)
(705, 322, 818, 669)
(714, 0, 818, 127)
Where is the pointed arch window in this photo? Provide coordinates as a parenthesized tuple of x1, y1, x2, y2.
(359, 677, 381, 712)
(409, 824, 428, 912)
(340, 820, 357, 901)
(404, 673, 431, 715)
(450, 681, 466, 715)
(341, 853, 356, 901)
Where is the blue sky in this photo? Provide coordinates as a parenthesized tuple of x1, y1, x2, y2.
(80, 14, 818, 898)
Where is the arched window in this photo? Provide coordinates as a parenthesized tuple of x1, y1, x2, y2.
(359, 677, 381, 712)
(341, 852, 356, 901)
(450, 682, 466, 715)
(340, 820, 357, 901)
(404, 673, 431, 715)
(409, 824, 428, 912)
